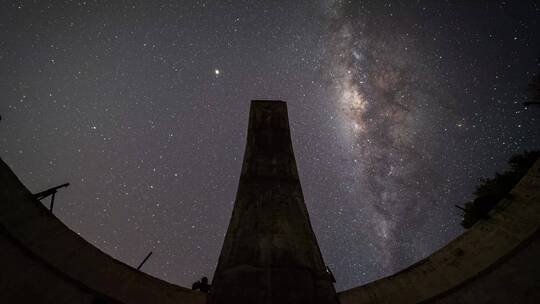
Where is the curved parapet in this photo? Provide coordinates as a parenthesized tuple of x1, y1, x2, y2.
(2, 155, 539, 304)
(338, 159, 540, 304)
(0, 158, 206, 304)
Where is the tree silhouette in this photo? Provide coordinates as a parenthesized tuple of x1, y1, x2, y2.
(459, 151, 539, 229)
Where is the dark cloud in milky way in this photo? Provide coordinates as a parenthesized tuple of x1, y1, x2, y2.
(323, 1, 459, 270)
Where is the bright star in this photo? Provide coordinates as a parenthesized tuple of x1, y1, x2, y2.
(214, 69, 220, 75)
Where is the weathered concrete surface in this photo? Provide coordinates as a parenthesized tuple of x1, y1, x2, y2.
(338, 158, 540, 304)
(0, 158, 206, 304)
(0, 227, 117, 303)
(208, 100, 339, 304)
(431, 229, 540, 304)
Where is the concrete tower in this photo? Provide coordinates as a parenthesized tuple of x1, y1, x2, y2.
(208, 100, 338, 304)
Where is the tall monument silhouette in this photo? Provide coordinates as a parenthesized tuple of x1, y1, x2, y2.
(208, 100, 339, 304)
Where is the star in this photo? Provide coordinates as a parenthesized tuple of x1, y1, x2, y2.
(1, 0, 538, 292)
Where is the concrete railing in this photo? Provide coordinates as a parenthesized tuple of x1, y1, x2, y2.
(2, 156, 538, 303)
(0, 158, 206, 304)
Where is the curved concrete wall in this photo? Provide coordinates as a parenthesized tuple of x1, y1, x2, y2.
(338, 159, 540, 304)
(431, 228, 540, 303)
(2, 155, 539, 303)
(0, 227, 116, 303)
(0, 158, 205, 304)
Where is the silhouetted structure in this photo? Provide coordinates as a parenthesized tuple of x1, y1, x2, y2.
(191, 277, 211, 293)
(208, 100, 339, 304)
(136, 251, 153, 270)
(33, 182, 70, 212)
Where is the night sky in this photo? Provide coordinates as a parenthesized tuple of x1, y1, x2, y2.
(1, 1, 539, 291)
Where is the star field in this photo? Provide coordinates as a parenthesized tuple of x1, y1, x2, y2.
(1, 1, 539, 291)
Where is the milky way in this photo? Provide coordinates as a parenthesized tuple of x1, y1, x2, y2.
(324, 1, 456, 272)
(1, 1, 539, 291)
